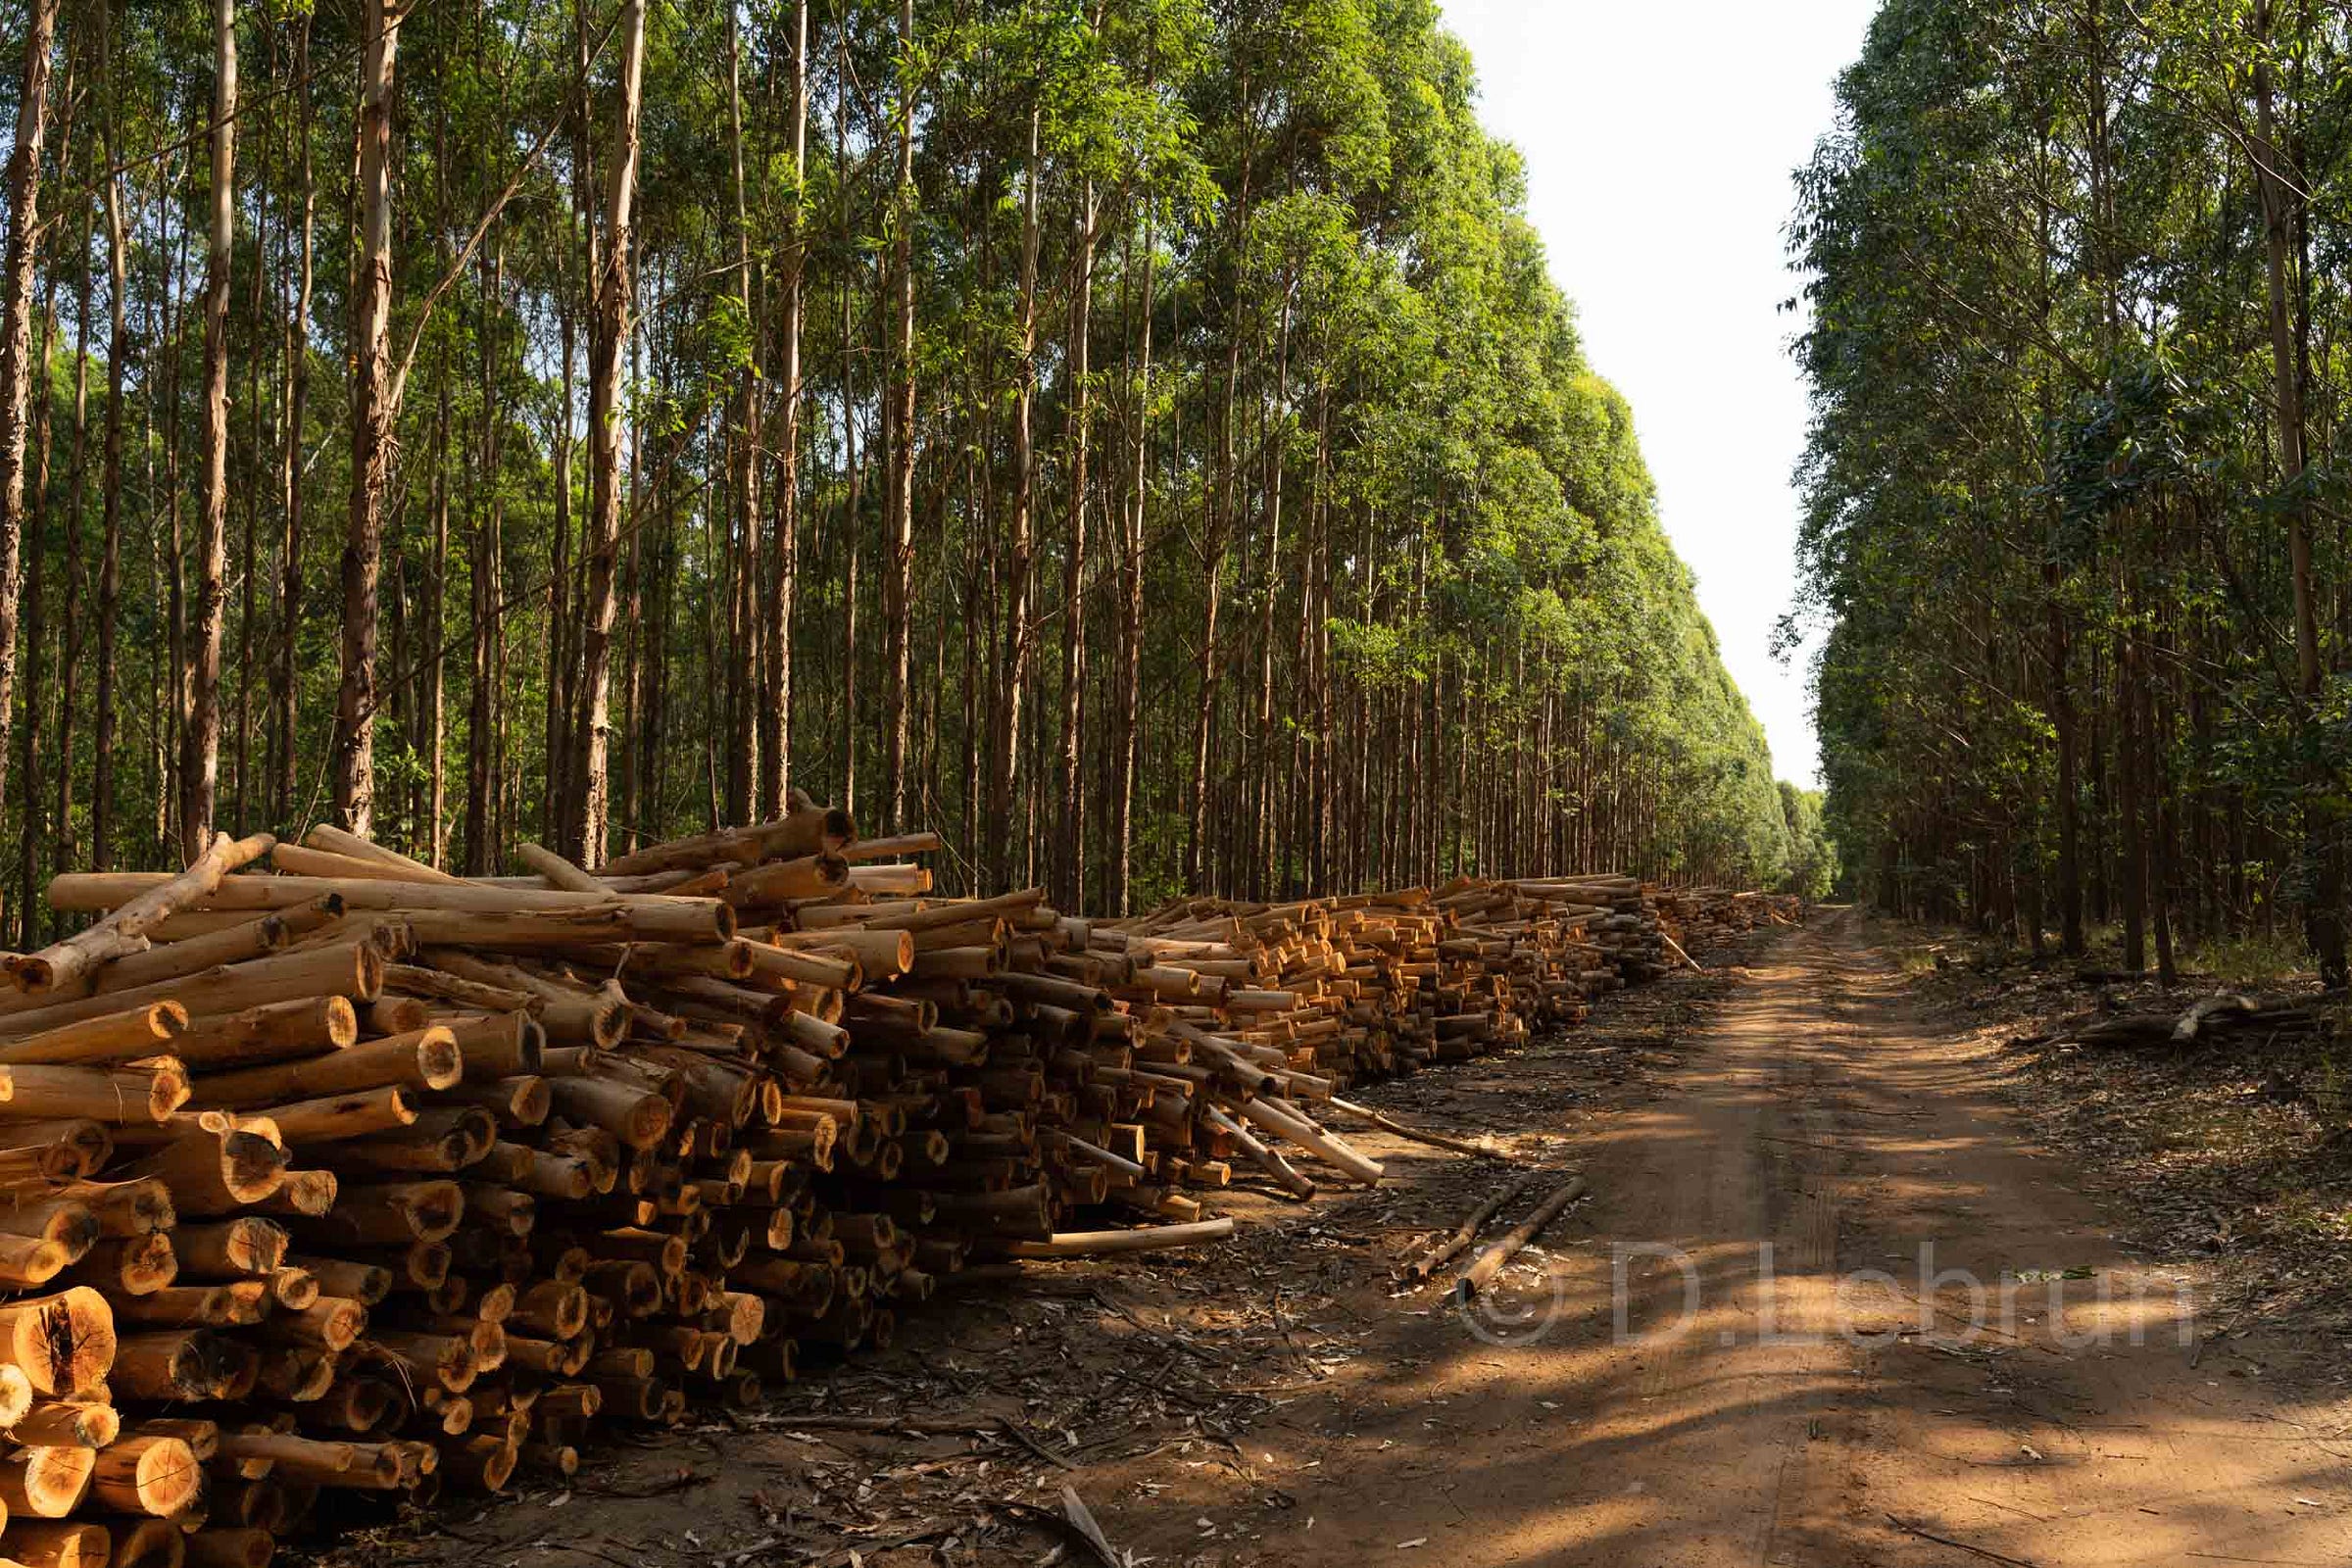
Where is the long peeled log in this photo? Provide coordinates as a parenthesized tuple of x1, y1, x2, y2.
(1202, 1107, 1315, 1200)
(1005, 1218, 1236, 1258)
(1230, 1095, 1383, 1185)
(6, 832, 276, 993)
(301, 823, 467, 884)
(1453, 1177, 1590, 1301)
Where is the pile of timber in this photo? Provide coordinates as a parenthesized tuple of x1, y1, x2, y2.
(1651, 888, 1803, 952)
(0, 813, 1780, 1558)
(1108, 873, 1675, 1084)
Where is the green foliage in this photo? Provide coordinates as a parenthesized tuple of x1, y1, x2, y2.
(0, 0, 1804, 914)
(1790, 0, 2352, 956)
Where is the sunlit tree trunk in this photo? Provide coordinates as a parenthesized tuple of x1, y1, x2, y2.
(881, 0, 917, 833)
(570, 0, 648, 865)
(760, 0, 809, 817)
(334, 0, 402, 835)
(93, 15, 130, 870)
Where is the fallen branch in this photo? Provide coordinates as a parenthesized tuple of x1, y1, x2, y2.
(1884, 1514, 2041, 1568)
(1454, 1177, 1591, 1300)
(1400, 1171, 1544, 1281)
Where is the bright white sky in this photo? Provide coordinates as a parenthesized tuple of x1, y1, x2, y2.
(1438, 0, 1882, 790)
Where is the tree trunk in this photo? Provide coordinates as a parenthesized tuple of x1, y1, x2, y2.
(569, 0, 648, 867)
(56, 199, 91, 916)
(759, 0, 809, 819)
(0, 0, 61, 933)
(334, 0, 401, 836)
(544, 264, 576, 846)
(724, 2, 760, 824)
(1055, 178, 1096, 907)
(881, 0, 917, 834)
(2252, 0, 2346, 986)
(1251, 286, 1291, 899)
(836, 39, 862, 817)
(274, 14, 313, 828)
(17, 269, 55, 948)
(94, 24, 130, 870)
(182, 0, 237, 858)
(466, 243, 503, 875)
(987, 107, 1041, 896)
(1109, 215, 1154, 915)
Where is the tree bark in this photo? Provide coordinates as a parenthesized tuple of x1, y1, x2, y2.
(183, 0, 237, 858)
(881, 0, 917, 834)
(724, 1, 760, 824)
(1055, 178, 1096, 908)
(334, 0, 402, 836)
(760, 0, 809, 819)
(0, 0, 61, 938)
(570, 0, 649, 867)
(274, 14, 314, 828)
(17, 265, 56, 949)
(1109, 215, 1154, 915)
(987, 107, 1041, 896)
(53, 202, 93, 935)
(466, 242, 504, 875)
(2251, 0, 2345, 986)
(94, 16, 130, 870)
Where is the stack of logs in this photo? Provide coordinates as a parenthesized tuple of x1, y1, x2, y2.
(0, 808, 1765, 1564)
(1651, 888, 1804, 954)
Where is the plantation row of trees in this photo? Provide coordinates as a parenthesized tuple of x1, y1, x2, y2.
(0, 0, 1807, 942)
(1792, 0, 2352, 979)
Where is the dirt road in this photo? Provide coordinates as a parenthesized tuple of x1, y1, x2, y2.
(374, 913, 2352, 1568)
(1143, 911, 2352, 1567)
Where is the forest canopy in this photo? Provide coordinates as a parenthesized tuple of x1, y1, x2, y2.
(1790, 0, 2352, 978)
(0, 0, 1809, 941)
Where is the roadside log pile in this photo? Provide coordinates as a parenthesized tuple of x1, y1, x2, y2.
(0, 810, 1780, 1554)
(1651, 888, 1803, 953)
(1109, 873, 1674, 1087)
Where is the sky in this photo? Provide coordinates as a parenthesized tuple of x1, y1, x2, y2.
(1437, 0, 1883, 790)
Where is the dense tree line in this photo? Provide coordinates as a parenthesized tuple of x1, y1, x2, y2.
(0, 0, 1803, 941)
(1792, 0, 2352, 977)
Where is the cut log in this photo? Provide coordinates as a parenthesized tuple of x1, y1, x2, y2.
(0, 1446, 97, 1517)
(1322, 1095, 1506, 1160)
(0, 944, 383, 1037)
(88, 1436, 202, 1517)
(7, 832, 276, 994)
(188, 1027, 460, 1106)
(0, 1520, 112, 1568)
(1004, 1219, 1237, 1258)
(6, 1398, 116, 1446)
(171, 998, 360, 1068)
(122, 1132, 286, 1215)
(0, 1004, 189, 1066)
(2, 1063, 190, 1124)
(0, 1288, 118, 1395)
